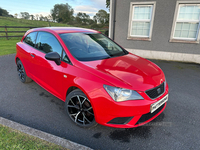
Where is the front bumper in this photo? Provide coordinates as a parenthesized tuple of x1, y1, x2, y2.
(89, 83, 169, 128)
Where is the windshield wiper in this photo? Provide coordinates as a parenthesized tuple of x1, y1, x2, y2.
(102, 56, 111, 59)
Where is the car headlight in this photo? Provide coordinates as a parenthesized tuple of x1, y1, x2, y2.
(103, 85, 144, 102)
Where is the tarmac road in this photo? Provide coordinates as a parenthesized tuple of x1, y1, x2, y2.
(0, 54, 200, 150)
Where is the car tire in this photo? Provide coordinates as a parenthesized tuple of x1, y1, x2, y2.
(17, 60, 32, 83)
(65, 89, 97, 128)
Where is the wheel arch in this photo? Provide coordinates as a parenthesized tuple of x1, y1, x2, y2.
(65, 84, 98, 118)
(66, 86, 79, 97)
(65, 85, 91, 102)
(15, 57, 20, 64)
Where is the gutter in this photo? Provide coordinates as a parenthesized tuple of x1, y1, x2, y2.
(109, 0, 117, 40)
(113, 0, 117, 40)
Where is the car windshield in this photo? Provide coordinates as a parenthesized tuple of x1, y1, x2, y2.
(59, 33, 127, 61)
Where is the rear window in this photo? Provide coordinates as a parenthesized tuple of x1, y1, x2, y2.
(23, 32, 37, 47)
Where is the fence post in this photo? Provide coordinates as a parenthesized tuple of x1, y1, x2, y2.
(5, 26, 8, 40)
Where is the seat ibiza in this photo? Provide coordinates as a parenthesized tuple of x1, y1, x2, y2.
(15, 27, 169, 128)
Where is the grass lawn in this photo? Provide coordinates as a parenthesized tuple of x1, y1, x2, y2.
(0, 124, 67, 149)
(0, 16, 71, 39)
(0, 39, 20, 56)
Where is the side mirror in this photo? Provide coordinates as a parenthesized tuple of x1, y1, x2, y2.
(45, 52, 61, 65)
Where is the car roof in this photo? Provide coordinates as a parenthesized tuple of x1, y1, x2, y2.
(30, 27, 99, 34)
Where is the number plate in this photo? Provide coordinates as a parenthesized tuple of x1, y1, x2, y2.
(150, 94, 168, 113)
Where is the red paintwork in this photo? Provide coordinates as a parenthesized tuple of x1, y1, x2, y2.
(15, 27, 169, 128)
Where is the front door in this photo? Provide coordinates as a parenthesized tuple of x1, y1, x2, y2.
(30, 31, 65, 99)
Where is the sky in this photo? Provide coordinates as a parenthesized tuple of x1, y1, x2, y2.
(0, 0, 109, 18)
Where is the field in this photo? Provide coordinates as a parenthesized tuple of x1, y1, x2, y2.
(0, 16, 70, 27)
(0, 16, 71, 38)
(0, 16, 71, 55)
(0, 39, 19, 56)
(0, 16, 107, 56)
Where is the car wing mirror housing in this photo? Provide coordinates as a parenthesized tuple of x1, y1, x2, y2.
(45, 52, 61, 65)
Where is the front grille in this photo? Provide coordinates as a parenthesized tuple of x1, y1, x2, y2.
(146, 82, 165, 99)
(135, 104, 165, 125)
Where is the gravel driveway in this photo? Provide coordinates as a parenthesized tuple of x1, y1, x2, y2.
(0, 54, 200, 150)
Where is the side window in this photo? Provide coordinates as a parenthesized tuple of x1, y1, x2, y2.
(23, 32, 37, 47)
(35, 32, 62, 56)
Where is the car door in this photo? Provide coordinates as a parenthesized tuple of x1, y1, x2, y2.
(30, 31, 66, 99)
(20, 32, 37, 78)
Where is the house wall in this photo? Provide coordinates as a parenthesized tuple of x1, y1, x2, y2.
(109, 0, 200, 63)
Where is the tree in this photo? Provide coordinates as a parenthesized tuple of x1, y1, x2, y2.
(93, 15, 97, 24)
(75, 12, 82, 24)
(93, 9, 109, 25)
(20, 12, 30, 19)
(88, 19, 94, 25)
(35, 14, 39, 20)
(46, 15, 52, 27)
(0, 7, 9, 16)
(51, 3, 74, 23)
(8, 14, 14, 18)
(44, 16, 48, 21)
(14, 13, 18, 18)
(47, 15, 53, 22)
(106, 0, 110, 9)
(75, 12, 91, 25)
(39, 14, 44, 21)
(30, 15, 34, 20)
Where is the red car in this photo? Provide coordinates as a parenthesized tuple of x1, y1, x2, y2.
(15, 27, 169, 128)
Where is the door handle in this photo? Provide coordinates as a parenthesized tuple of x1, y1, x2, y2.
(30, 54, 35, 58)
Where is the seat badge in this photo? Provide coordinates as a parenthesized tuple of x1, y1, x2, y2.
(157, 88, 161, 94)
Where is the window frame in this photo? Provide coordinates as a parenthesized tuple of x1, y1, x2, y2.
(170, 1, 200, 43)
(127, 1, 156, 41)
(26, 31, 71, 64)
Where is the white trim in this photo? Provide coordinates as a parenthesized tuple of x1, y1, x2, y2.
(127, 1, 156, 41)
(176, 20, 199, 22)
(125, 48, 200, 64)
(131, 19, 151, 22)
(170, 1, 200, 43)
(173, 37, 196, 41)
(129, 35, 149, 38)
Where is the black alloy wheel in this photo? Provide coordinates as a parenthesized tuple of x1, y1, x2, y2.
(65, 89, 97, 128)
(17, 60, 32, 83)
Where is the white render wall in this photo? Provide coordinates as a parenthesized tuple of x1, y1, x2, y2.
(109, 0, 200, 64)
(126, 48, 200, 64)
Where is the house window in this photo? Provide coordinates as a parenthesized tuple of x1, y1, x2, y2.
(128, 2, 156, 41)
(170, 2, 200, 43)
